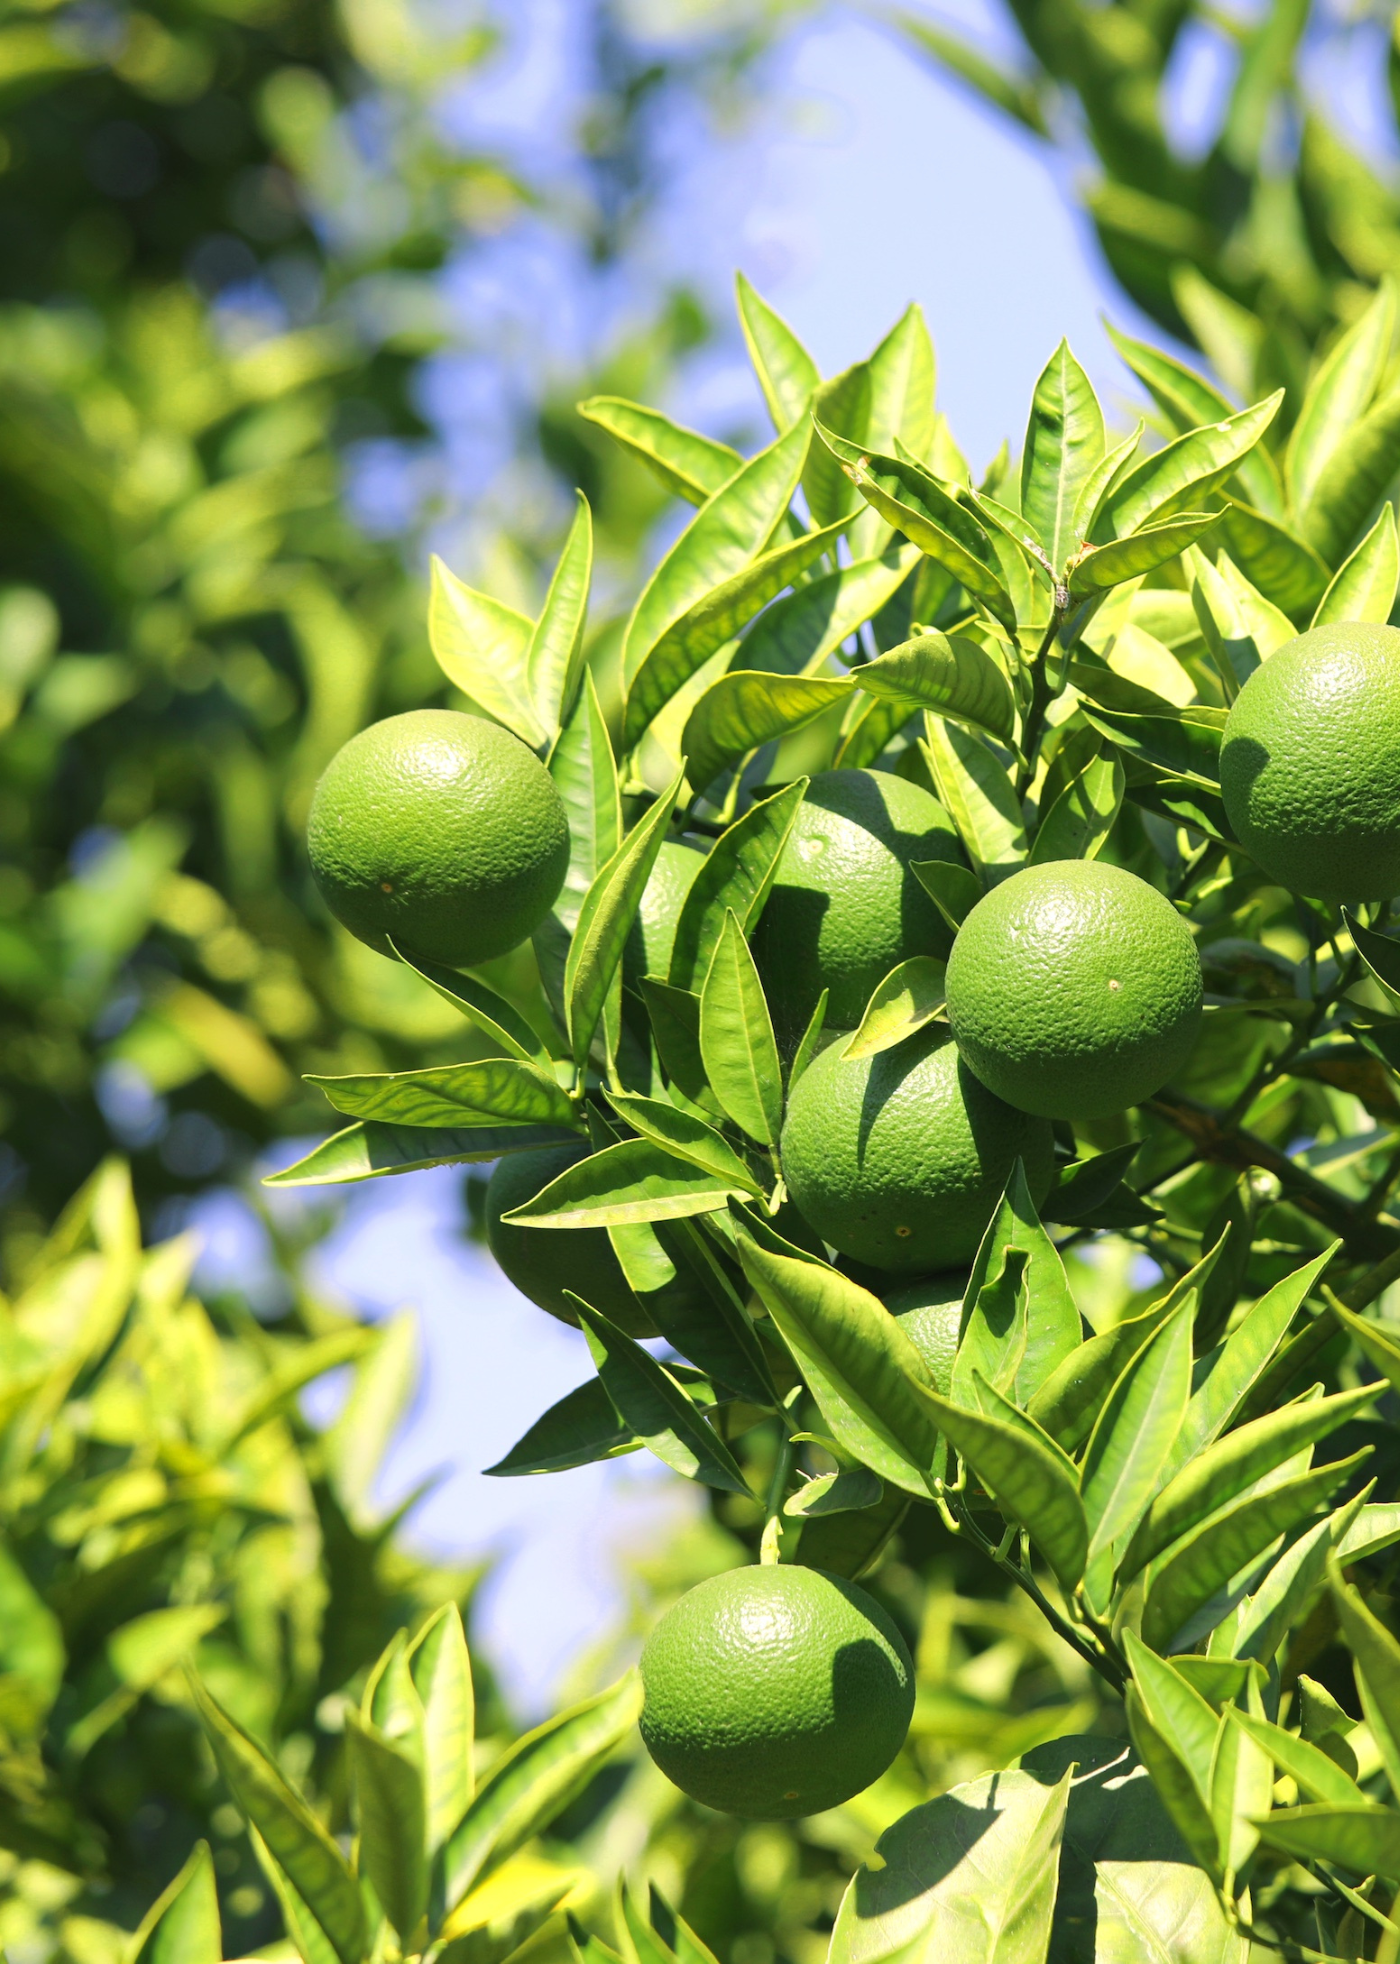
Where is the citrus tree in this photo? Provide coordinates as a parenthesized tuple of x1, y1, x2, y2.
(269, 276, 1400, 1958)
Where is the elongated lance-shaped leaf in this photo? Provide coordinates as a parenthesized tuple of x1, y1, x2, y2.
(1286, 280, 1396, 513)
(1338, 1503, 1400, 1566)
(1329, 1556, 1400, 1800)
(788, 987, 828, 1092)
(1233, 1489, 1369, 1668)
(604, 1090, 762, 1192)
(683, 671, 852, 794)
(954, 1161, 1081, 1411)
(576, 397, 740, 505)
(565, 764, 684, 1069)
(1218, 503, 1331, 617)
(407, 1604, 475, 1851)
(1072, 421, 1143, 541)
(1209, 1684, 1272, 1883)
(1297, 385, 1400, 566)
(1312, 501, 1399, 627)
(428, 558, 545, 750)
(249, 1828, 341, 1964)
(526, 491, 592, 735)
(1123, 1631, 1218, 1804)
(1188, 546, 1295, 697)
(503, 1138, 749, 1229)
(1069, 513, 1223, 598)
(1105, 324, 1285, 517)
(736, 272, 820, 432)
(1122, 1382, 1378, 1587)
(911, 856, 984, 930)
(1080, 703, 1222, 786)
(1028, 752, 1123, 865)
(737, 545, 917, 676)
(574, 1301, 751, 1495)
(548, 668, 621, 933)
(698, 910, 783, 1147)
(265, 1120, 579, 1187)
(842, 957, 946, 1062)
(486, 1380, 639, 1477)
(1141, 1449, 1371, 1652)
(1123, 1695, 1223, 1885)
(187, 1673, 367, 1964)
(387, 943, 554, 1066)
(734, 1226, 942, 1496)
(1344, 907, 1400, 1008)
(346, 1710, 427, 1940)
(624, 517, 843, 749)
(1080, 1299, 1193, 1571)
(1227, 1707, 1368, 1808)
(436, 1675, 643, 1919)
(921, 717, 1026, 882)
(1041, 1141, 1139, 1225)
(129, 1840, 221, 1964)
(307, 1058, 576, 1130)
(1094, 394, 1282, 540)
(621, 420, 809, 696)
(1255, 1805, 1400, 1881)
(1020, 339, 1105, 572)
(668, 777, 807, 991)
(1331, 1297, 1400, 1397)
(849, 631, 1015, 741)
(804, 358, 873, 529)
(864, 304, 937, 464)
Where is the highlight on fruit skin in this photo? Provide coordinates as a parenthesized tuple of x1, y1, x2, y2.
(306, 708, 571, 967)
(1219, 621, 1400, 902)
(638, 1564, 915, 1819)
(945, 859, 1202, 1121)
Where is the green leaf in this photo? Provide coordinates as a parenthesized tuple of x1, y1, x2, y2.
(734, 1227, 943, 1496)
(548, 668, 621, 933)
(307, 1059, 576, 1130)
(1141, 1450, 1371, 1651)
(955, 1162, 1081, 1410)
(428, 558, 546, 750)
(1188, 547, 1296, 697)
(668, 778, 807, 992)
(346, 1710, 427, 1939)
(621, 421, 809, 703)
(788, 987, 828, 1092)
(501, 1138, 749, 1229)
(1105, 324, 1285, 518)
(1068, 513, 1224, 598)
(1297, 385, 1400, 566)
(682, 670, 852, 794)
(1254, 1804, 1400, 1880)
(1040, 1142, 1139, 1225)
(698, 910, 783, 1147)
(637, 978, 714, 1113)
(850, 631, 1015, 741)
(1080, 1301, 1193, 1572)
(623, 518, 843, 749)
(388, 945, 554, 1067)
(633, 1217, 779, 1404)
(911, 856, 984, 930)
(1096, 394, 1282, 539)
(604, 1090, 761, 1192)
(265, 1121, 578, 1187)
(735, 273, 820, 432)
(565, 765, 684, 1068)
(1337, 1502, 1400, 1565)
(1344, 907, 1400, 1009)
(1312, 501, 1399, 626)
(1227, 1708, 1368, 1807)
(440, 1867, 580, 1964)
(1217, 504, 1331, 618)
(1028, 751, 1123, 865)
(1122, 1694, 1222, 1885)
(484, 1380, 638, 1476)
(438, 1675, 643, 1915)
(576, 397, 740, 505)
(1072, 421, 1144, 542)
(1209, 1689, 1273, 1883)
(783, 1466, 884, 1517)
(1080, 703, 1222, 786)
(921, 718, 1026, 882)
(891, 9, 1048, 133)
(527, 492, 592, 735)
(188, 1674, 367, 1964)
(129, 1841, 221, 1964)
(842, 957, 946, 1062)
(804, 361, 873, 530)
(1122, 1383, 1376, 1587)
(1123, 1633, 1218, 1805)
(1020, 339, 1105, 572)
(249, 1829, 341, 1964)
(736, 546, 918, 676)
(1286, 282, 1396, 515)
(407, 1604, 475, 1852)
(834, 695, 921, 770)
(574, 1303, 749, 1494)
(865, 305, 938, 464)
(1329, 1558, 1400, 1799)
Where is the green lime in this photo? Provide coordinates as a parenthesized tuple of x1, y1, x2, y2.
(780, 1026, 1054, 1275)
(882, 1271, 968, 1392)
(751, 768, 966, 1036)
(307, 709, 570, 967)
(638, 1564, 914, 1818)
(1220, 622, 1400, 900)
(485, 1144, 657, 1338)
(945, 860, 1202, 1121)
(624, 837, 707, 987)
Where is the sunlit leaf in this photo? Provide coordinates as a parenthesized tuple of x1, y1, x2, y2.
(575, 1302, 750, 1495)
(736, 273, 820, 432)
(668, 777, 807, 991)
(428, 558, 545, 750)
(849, 630, 1015, 741)
(501, 1138, 750, 1229)
(306, 1058, 575, 1130)
(842, 957, 946, 1062)
(576, 397, 740, 505)
(682, 670, 851, 794)
(1311, 501, 1399, 627)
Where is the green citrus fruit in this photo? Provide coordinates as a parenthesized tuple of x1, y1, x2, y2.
(624, 837, 707, 987)
(780, 1026, 1054, 1274)
(485, 1144, 657, 1338)
(307, 709, 570, 967)
(882, 1271, 967, 1392)
(1219, 622, 1400, 900)
(638, 1564, 914, 1817)
(946, 860, 1201, 1121)
(751, 768, 967, 1036)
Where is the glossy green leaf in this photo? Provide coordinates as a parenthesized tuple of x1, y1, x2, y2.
(307, 1058, 575, 1130)
(502, 1138, 748, 1229)
(865, 304, 938, 466)
(736, 273, 820, 432)
(527, 491, 591, 734)
(440, 1867, 580, 1964)
(1080, 1301, 1193, 1569)
(565, 764, 683, 1068)
(1122, 1694, 1222, 1884)
(911, 855, 984, 930)
(1188, 547, 1295, 697)
(438, 1675, 643, 1913)
(1254, 1804, 1400, 1879)
(1312, 501, 1399, 627)
(1208, 1686, 1272, 1881)
(388, 945, 554, 1067)
(668, 777, 807, 991)
(1079, 703, 1222, 785)
(682, 670, 851, 794)
(637, 977, 713, 1113)
(736, 545, 917, 676)
(1217, 504, 1331, 618)
(698, 910, 782, 1147)
(1028, 751, 1123, 865)
(783, 1465, 884, 1517)
(407, 1604, 475, 1852)
(842, 957, 946, 1062)
(954, 1162, 1081, 1411)
(548, 668, 621, 933)
(1068, 512, 1223, 598)
(1344, 907, 1400, 1009)
(1297, 385, 1400, 566)
(249, 1829, 340, 1964)
(265, 1120, 578, 1186)
(734, 1229, 942, 1496)
(484, 1380, 638, 1476)
(788, 987, 828, 1092)
(129, 1841, 221, 1964)
(834, 694, 920, 770)
(1020, 340, 1105, 572)
(347, 1710, 427, 1938)
(1329, 1558, 1400, 1798)
(576, 396, 740, 505)
(1096, 394, 1281, 539)
(428, 558, 545, 750)
(1336, 1502, 1400, 1565)
(189, 1675, 367, 1964)
(1071, 421, 1143, 542)
(921, 718, 1026, 882)
(1227, 1708, 1367, 1807)
(574, 1303, 749, 1494)
(1123, 1633, 1218, 1804)
(1105, 325, 1285, 518)
(604, 1090, 761, 1192)
(849, 630, 1015, 741)
(1286, 282, 1396, 514)
(1040, 1143, 1139, 1225)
